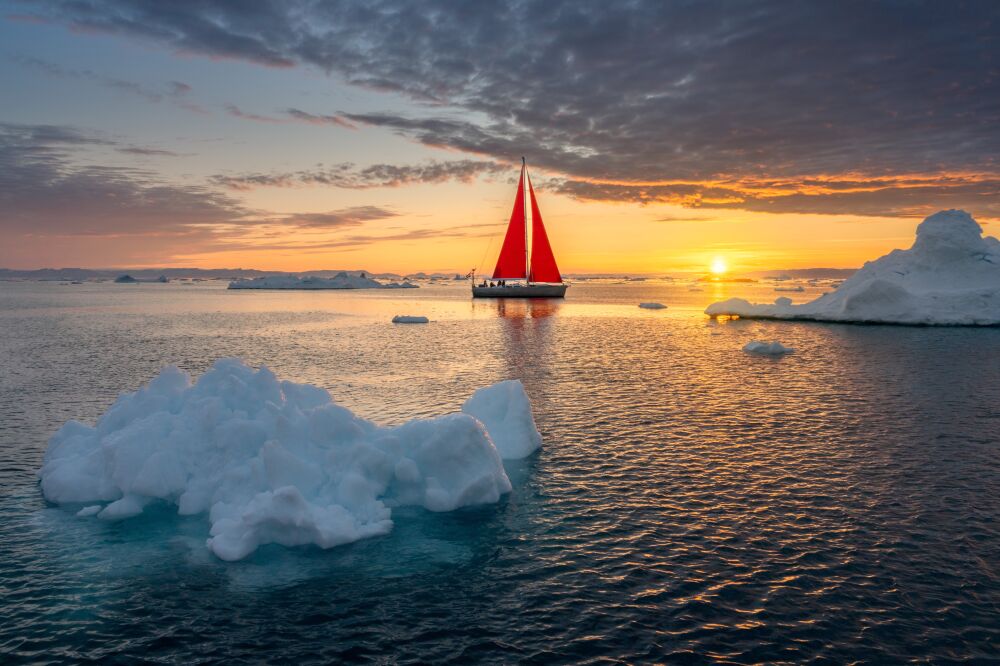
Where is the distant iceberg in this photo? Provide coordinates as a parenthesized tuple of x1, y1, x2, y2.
(707, 210, 1000, 325)
(228, 272, 418, 290)
(38, 359, 540, 561)
(392, 315, 429, 323)
(638, 302, 667, 309)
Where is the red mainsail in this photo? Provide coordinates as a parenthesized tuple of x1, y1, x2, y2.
(492, 167, 527, 279)
(527, 177, 562, 283)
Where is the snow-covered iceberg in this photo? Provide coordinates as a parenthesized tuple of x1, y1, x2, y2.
(38, 359, 541, 561)
(707, 210, 1000, 325)
(462, 380, 542, 459)
(228, 272, 418, 290)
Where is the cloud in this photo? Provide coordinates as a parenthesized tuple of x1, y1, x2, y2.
(116, 146, 182, 157)
(280, 206, 398, 228)
(224, 104, 357, 129)
(9, 54, 206, 111)
(223, 103, 282, 123)
(0, 123, 470, 265)
(211, 159, 505, 190)
(26, 0, 999, 217)
(285, 108, 356, 129)
(548, 173, 1000, 218)
(0, 123, 245, 237)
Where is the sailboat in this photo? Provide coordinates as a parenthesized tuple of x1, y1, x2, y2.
(472, 158, 568, 298)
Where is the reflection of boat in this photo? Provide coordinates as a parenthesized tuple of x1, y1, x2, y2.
(494, 298, 559, 319)
(473, 158, 567, 299)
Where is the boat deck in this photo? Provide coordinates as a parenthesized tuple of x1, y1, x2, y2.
(472, 284, 567, 298)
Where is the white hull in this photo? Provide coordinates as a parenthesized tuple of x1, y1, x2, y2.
(472, 283, 567, 298)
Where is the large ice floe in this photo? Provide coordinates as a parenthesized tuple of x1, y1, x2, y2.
(229, 272, 417, 290)
(706, 210, 1000, 325)
(38, 359, 541, 561)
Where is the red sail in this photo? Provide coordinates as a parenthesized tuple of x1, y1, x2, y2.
(492, 168, 527, 279)
(527, 177, 562, 283)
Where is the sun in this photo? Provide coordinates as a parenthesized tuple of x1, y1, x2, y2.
(710, 256, 728, 275)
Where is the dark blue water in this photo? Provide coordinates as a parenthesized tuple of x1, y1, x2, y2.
(2, 281, 999, 663)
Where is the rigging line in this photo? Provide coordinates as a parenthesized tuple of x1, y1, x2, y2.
(477, 228, 500, 275)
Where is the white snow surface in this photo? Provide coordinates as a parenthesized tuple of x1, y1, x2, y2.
(229, 272, 417, 290)
(38, 359, 541, 560)
(706, 210, 1000, 325)
(462, 380, 542, 459)
(638, 302, 668, 309)
(392, 315, 429, 323)
(743, 340, 794, 356)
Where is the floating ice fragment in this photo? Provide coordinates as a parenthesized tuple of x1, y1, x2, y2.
(38, 359, 539, 560)
(743, 341, 794, 356)
(392, 315, 429, 323)
(638, 302, 667, 309)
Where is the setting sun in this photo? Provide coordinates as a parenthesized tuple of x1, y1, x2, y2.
(710, 256, 728, 275)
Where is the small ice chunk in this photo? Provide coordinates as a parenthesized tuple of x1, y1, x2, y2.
(76, 505, 102, 517)
(638, 302, 667, 309)
(392, 315, 429, 324)
(743, 340, 794, 356)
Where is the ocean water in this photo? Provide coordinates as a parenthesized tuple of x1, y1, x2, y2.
(1, 279, 999, 663)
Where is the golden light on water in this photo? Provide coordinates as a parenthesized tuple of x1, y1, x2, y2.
(710, 256, 728, 275)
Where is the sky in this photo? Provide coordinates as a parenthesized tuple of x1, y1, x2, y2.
(1, 0, 997, 274)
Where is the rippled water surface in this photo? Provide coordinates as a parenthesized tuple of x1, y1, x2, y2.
(2, 280, 999, 663)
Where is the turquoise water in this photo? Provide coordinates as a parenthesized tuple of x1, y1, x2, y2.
(2, 280, 999, 662)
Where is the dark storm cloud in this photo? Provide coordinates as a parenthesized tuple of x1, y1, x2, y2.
(17, 0, 1000, 215)
(211, 159, 505, 190)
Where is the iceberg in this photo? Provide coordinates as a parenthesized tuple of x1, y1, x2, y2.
(462, 380, 542, 459)
(743, 340, 794, 356)
(638, 302, 667, 309)
(392, 315, 429, 324)
(707, 210, 1000, 325)
(38, 359, 541, 561)
(228, 272, 418, 290)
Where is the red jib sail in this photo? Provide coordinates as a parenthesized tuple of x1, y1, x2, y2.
(492, 168, 527, 279)
(527, 177, 562, 283)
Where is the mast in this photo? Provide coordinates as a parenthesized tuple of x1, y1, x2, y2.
(522, 157, 529, 284)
